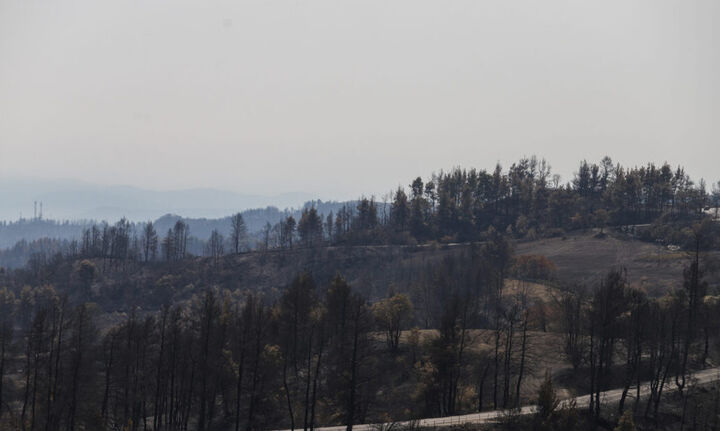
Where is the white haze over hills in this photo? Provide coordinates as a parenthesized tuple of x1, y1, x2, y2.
(0, 177, 315, 222)
(2, 0, 718, 197)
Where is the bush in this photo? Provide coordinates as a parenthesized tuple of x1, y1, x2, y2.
(513, 255, 557, 281)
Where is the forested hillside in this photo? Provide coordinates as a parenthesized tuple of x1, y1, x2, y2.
(0, 226, 719, 430)
(0, 157, 718, 430)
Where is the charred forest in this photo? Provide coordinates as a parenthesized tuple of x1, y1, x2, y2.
(0, 158, 719, 431)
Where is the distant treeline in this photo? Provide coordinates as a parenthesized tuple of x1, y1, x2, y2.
(0, 219, 93, 249)
(0, 201, 350, 268)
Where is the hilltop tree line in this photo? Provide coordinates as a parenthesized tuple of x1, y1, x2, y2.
(97, 157, 720, 256)
(2, 157, 719, 271)
(321, 157, 718, 246)
(238, 157, 720, 251)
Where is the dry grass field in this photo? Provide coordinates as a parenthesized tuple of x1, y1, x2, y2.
(515, 231, 719, 295)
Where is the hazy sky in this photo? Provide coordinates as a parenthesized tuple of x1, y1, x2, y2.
(1, 0, 718, 200)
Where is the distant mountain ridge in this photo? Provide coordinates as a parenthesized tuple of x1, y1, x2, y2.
(0, 200, 354, 250)
(0, 178, 316, 221)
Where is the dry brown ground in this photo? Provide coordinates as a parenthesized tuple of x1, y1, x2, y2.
(515, 231, 720, 295)
(502, 279, 557, 303)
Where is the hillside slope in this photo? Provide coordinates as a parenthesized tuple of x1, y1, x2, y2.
(57, 231, 716, 316)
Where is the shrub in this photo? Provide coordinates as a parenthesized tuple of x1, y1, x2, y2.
(513, 255, 557, 281)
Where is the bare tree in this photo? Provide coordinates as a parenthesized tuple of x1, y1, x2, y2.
(173, 221, 188, 260)
(141, 221, 158, 262)
(230, 213, 247, 254)
(205, 229, 224, 263)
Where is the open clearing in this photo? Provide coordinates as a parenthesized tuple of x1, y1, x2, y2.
(515, 232, 712, 294)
